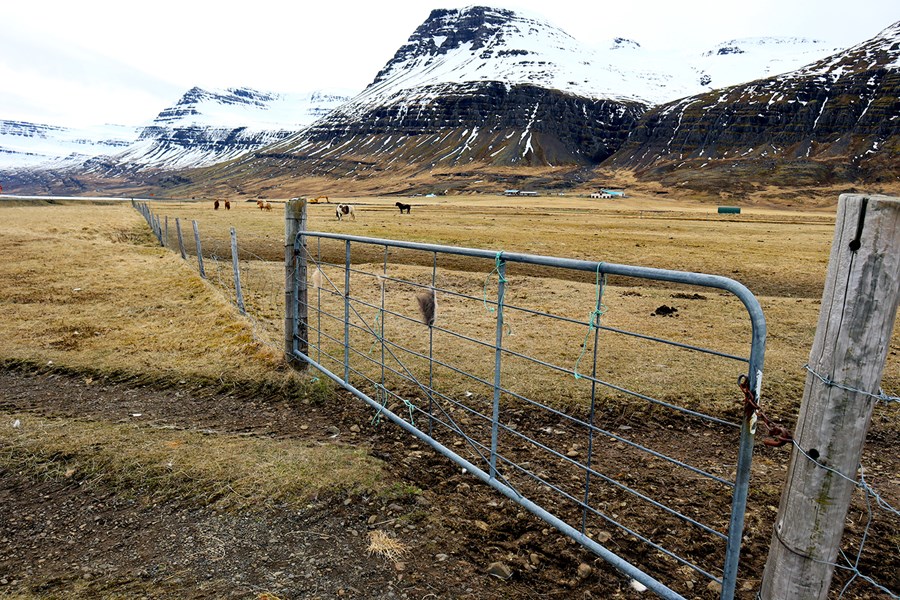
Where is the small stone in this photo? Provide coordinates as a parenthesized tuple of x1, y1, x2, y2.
(577, 563, 592, 579)
(435, 553, 449, 562)
(487, 561, 513, 580)
(629, 579, 647, 592)
(529, 553, 540, 566)
(394, 562, 406, 572)
(595, 530, 612, 543)
(706, 581, 722, 594)
(367, 515, 378, 525)
(325, 426, 340, 437)
(350, 424, 361, 433)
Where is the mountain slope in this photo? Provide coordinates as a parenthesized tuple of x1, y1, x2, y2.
(3, 7, 893, 198)
(0, 121, 137, 170)
(606, 21, 900, 191)
(87, 87, 352, 173)
(209, 6, 655, 187)
(184, 6, 862, 195)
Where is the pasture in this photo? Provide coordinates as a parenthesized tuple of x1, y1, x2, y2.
(0, 195, 896, 599)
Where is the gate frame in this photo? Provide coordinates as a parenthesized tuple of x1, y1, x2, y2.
(286, 215, 766, 600)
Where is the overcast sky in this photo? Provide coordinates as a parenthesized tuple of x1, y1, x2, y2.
(2, 0, 896, 128)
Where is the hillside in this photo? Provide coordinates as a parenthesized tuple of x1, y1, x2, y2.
(605, 21, 900, 194)
(1, 9, 897, 203)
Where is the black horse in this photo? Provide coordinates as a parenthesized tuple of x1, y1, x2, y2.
(395, 202, 411, 214)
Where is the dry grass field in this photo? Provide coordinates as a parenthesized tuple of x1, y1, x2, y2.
(0, 195, 897, 599)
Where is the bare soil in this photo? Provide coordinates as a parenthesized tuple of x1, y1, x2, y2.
(2, 366, 897, 600)
(0, 367, 662, 600)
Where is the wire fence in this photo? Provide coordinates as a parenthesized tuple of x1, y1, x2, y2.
(133, 201, 286, 353)
(132, 199, 898, 600)
(790, 365, 900, 600)
(290, 230, 768, 600)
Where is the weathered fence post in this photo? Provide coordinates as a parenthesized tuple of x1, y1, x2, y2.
(191, 220, 205, 278)
(285, 198, 307, 369)
(153, 214, 163, 245)
(230, 227, 246, 315)
(175, 218, 186, 260)
(164, 216, 169, 248)
(759, 194, 900, 599)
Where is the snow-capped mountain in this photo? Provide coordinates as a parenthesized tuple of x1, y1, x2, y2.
(235, 6, 851, 180)
(3, 5, 895, 197)
(0, 120, 137, 170)
(85, 87, 353, 173)
(607, 20, 900, 188)
(358, 8, 843, 107)
(0, 87, 350, 175)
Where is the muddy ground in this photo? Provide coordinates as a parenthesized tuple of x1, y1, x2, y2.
(0, 368, 895, 599)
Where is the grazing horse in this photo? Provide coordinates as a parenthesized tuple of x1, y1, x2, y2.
(256, 200, 272, 211)
(214, 200, 220, 210)
(395, 202, 411, 214)
(224, 200, 231, 210)
(336, 203, 356, 221)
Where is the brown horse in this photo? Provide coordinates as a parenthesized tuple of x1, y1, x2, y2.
(395, 202, 411, 214)
(224, 200, 231, 210)
(214, 200, 220, 210)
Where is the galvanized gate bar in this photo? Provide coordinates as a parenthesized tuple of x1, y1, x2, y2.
(293, 230, 767, 600)
(489, 258, 506, 480)
(294, 348, 688, 600)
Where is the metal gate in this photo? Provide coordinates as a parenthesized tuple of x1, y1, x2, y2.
(286, 212, 766, 599)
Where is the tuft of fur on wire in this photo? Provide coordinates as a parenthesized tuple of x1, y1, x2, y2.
(416, 288, 437, 326)
(311, 267, 323, 290)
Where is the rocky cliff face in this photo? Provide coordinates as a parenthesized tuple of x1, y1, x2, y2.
(0, 120, 136, 170)
(265, 82, 645, 172)
(607, 21, 900, 188)
(85, 87, 351, 174)
(241, 6, 651, 178)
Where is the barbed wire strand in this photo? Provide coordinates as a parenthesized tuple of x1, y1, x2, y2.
(804, 363, 899, 405)
(783, 362, 899, 600)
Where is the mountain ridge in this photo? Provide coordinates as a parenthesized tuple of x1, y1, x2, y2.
(1, 7, 896, 200)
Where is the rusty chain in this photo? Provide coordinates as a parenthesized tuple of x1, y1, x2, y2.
(738, 374, 793, 447)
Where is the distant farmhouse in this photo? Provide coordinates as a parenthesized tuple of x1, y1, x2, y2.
(504, 189, 539, 197)
(590, 189, 626, 199)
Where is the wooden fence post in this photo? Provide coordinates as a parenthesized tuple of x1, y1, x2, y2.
(285, 198, 308, 369)
(175, 218, 186, 260)
(759, 194, 900, 599)
(230, 227, 246, 315)
(191, 220, 205, 278)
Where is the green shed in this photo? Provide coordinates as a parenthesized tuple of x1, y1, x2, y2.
(717, 206, 741, 214)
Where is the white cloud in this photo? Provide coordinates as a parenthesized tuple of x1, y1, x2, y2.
(1, 0, 896, 127)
